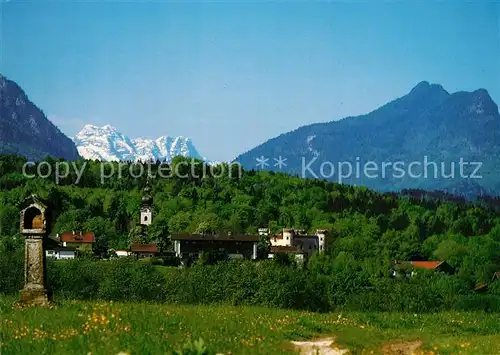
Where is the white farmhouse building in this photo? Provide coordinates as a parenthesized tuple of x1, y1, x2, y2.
(260, 228, 329, 259)
(115, 250, 132, 257)
(46, 247, 76, 260)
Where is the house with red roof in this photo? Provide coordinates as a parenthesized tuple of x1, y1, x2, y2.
(131, 243, 159, 258)
(391, 260, 454, 277)
(409, 261, 453, 272)
(58, 231, 95, 252)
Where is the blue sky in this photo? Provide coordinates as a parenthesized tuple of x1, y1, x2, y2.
(1, 1, 499, 161)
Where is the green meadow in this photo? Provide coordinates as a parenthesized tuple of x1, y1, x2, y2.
(2, 296, 500, 355)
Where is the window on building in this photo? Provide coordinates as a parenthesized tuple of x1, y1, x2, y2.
(144, 216, 148, 221)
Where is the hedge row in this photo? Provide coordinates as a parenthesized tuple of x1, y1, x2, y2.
(3, 248, 500, 313)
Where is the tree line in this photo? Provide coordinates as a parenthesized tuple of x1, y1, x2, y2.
(1, 154, 500, 287)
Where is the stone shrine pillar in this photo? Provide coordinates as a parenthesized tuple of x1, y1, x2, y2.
(19, 195, 50, 305)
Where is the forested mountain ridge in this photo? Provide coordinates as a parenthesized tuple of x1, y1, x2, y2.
(1, 155, 500, 284)
(235, 81, 500, 198)
(0, 75, 80, 161)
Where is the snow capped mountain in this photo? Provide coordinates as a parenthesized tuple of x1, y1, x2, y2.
(73, 124, 204, 162)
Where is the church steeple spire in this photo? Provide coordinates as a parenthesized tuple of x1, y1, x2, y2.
(141, 178, 153, 207)
(140, 178, 153, 225)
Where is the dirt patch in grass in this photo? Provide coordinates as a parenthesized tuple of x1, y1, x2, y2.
(380, 340, 423, 355)
(291, 337, 349, 355)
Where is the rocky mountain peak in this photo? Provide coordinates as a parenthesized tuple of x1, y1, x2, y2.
(73, 124, 203, 162)
(408, 81, 449, 98)
(234, 81, 500, 197)
(0, 75, 80, 161)
(470, 88, 498, 116)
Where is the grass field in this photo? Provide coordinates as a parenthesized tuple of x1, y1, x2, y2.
(2, 296, 500, 355)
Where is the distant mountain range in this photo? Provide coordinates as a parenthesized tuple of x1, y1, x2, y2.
(0, 75, 80, 161)
(0, 75, 207, 164)
(3, 74, 500, 197)
(73, 124, 204, 163)
(235, 81, 500, 197)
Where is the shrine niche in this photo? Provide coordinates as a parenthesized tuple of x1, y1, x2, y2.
(23, 207, 44, 230)
(20, 195, 48, 234)
(18, 195, 50, 306)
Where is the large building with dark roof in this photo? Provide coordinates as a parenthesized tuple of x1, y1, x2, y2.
(171, 232, 260, 260)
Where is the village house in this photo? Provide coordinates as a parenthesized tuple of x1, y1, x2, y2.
(473, 271, 500, 292)
(409, 261, 454, 273)
(107, 249, 132, 258)
(391, 260, 454, 277)
(58, 231, 96, 252)
(171, 232, 260, 261)
(256, 228, 328, 264)
(263, 228, 328, 257)
(46, 246, 77, 260)
(44, 235, 77, 260)
(115, 250, 132, 257)
(131, 243, 159, 258)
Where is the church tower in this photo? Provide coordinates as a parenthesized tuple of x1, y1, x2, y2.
(140, 181, 153, 226)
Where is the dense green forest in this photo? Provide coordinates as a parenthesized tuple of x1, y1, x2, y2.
(2, 154, 500, 293)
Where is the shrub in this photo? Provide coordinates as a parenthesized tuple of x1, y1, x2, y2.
(163, 254, 181, 267)
(272, 253, 297, 267)
(195, 249, 229, 266)
(453, 294, 500, 312)
(139, 257, 164, 266)
(96, 259, 166, 301)
(0, 237, 23, 294)
(5, 241, 500, 314)
(47, 259, 102, 299)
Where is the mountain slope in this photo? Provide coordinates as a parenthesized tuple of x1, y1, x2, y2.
(73, 124, 203, 162)
(0, 75, 80, 161)
(234, 81, 500, 197)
